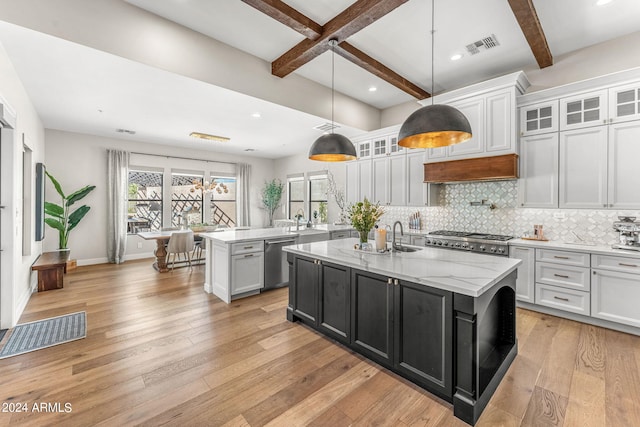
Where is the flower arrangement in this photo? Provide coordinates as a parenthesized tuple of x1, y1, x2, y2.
(347, 197, 385, 243)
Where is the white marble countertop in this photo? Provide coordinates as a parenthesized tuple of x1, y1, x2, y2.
(509, 238, 640, 259)
(200, 225, 353, 244)
(283, 238, 522, 297)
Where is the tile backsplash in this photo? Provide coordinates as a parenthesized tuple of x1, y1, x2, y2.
(379, 180, 638, 245)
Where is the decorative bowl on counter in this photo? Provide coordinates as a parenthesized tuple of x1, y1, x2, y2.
(190, 224, 218, 232)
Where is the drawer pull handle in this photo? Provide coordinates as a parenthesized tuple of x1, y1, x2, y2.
(553, 256, 570, 259)
(244, 254, 253, 258)
(244, 246, 254, 249)
(618, 263, 638, 268)
(554, 274, 570, 279)
(553, 296, 570, 302)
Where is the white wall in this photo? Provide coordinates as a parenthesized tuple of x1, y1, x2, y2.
(44, 129, 275, 265)
(0, 41, 45, 328)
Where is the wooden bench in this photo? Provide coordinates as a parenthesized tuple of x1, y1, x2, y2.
(31, 251, 70, 292)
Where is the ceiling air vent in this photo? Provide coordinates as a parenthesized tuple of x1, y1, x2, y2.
(466, 34, 500, 55)
(313, 122, 340, 132)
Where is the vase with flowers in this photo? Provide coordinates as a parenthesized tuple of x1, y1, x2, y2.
(347, 197, 385, 246)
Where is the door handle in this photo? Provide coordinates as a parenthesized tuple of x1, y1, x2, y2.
(553, 274, 570, 279)
(619, 263, 638, 268)
(553, 296, 570, 302)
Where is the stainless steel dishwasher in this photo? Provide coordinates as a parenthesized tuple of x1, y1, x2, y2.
(264, 237, 296, 290)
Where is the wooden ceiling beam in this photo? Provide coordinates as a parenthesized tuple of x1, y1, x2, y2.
(241, 0, 322, 40)
(272, 0, 409, 78)
(507, 0, 553, 68)
(336, 41, 430, 100)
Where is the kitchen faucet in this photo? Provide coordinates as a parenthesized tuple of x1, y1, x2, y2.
(392, 221, 404, 252)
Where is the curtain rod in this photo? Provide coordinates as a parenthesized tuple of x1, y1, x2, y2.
(129, 151, 237, 166)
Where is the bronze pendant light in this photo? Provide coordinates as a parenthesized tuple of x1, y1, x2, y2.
(398, 0, 472, 149)
(308, 39, 357, 162)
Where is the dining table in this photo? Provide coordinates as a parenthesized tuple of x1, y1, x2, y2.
(137, 229, 212, 272)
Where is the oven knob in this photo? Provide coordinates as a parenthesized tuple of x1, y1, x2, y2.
(461, 243, 469, 249)
(497, 247, 505, 254)
(437, 240, 443, 246)
(455, 242, 461, 247)
(442, 241, 449, 246)
(490, 247, 497, 253)
(479, 245, 486, 251)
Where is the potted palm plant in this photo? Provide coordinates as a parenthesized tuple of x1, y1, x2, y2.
(44, 171, 96, 250)
(261, 179, 284, 227)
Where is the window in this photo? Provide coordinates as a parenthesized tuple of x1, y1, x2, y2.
(288, 176, 305, 219)
(171, 172, 203, 227)
(309, 174, 328, 223)
(209, 176, 236, 227)
(128, 170, 163, 232)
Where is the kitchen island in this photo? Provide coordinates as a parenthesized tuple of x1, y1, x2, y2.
(200, 225, 354, 303)
(283, 238, 522, 426)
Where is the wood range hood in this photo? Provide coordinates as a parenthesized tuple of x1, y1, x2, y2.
(424, 154, 518, 183)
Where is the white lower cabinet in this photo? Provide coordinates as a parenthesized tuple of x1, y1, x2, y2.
(591, 254, 640, 328)
(510, 245, 535, 303)
(230, 251, 264, 295)
(533, 248, 591, 315)
(535, 283, 590, 315)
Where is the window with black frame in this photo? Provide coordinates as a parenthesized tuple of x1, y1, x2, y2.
(288, 176, 305, 220)
(127, 170, 163, 232)
(209, 176, 236, 227)
(309, 174, 328, 224)
(171, 172, 203, 227)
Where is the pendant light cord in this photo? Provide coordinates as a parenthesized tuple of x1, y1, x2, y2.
(431, 0, 435, 106)
(331, 40, 335, 134)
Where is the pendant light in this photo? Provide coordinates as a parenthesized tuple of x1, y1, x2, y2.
(308, 39, 357, 162)
(398, 0, 472, 149)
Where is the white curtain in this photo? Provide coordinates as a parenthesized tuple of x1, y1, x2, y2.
(236, 163, 251, 227)
(107, 150, 129, 264)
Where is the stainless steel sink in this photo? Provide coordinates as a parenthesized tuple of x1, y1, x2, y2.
(392, 245, 422, 253)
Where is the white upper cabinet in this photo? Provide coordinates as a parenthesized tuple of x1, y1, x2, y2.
(518, 133, 559, 208)
(345, 161, 358, 205)
(357, 140, 372, 159)
(485, 90, 514, 153)
(608, 121, 640, 209)
(609, 82, 640, 123)
(559, 90, 608, 131)
(388, 154, 407, 205)
(372, 134, 404, 158)
(358, 159, 372, 201)
(519, 100, 558, 136)
(558, 126, 608, 209)
(446, 97, 485, 159)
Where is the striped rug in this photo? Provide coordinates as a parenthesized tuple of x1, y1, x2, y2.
(0, 312, 86, 359)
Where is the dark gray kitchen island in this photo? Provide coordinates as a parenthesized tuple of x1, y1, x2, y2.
(284, 238, 522, 425)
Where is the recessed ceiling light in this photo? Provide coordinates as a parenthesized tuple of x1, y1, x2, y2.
(251, 112, 261, 118)
(450, 54, 463, 61)
(596, 0, 612, 5)
(368, 86, 377, 92)
(189, 132, 230, 142)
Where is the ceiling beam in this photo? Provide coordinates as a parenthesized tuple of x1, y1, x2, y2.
(336, 41, 430, 100)
(507, 0, 553, 68)
(272, 0, 409, 78)
(241, 0, 322, 40)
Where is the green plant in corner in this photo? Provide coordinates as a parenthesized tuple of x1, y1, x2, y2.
(44, 171, 96, 249)
(261, 179, 284, 227)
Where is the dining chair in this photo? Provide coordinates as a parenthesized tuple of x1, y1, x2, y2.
(166, 230, 195, 270)
(192, 235, 204, 264)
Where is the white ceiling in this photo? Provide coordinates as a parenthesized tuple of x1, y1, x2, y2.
(1, 0, 640, 159)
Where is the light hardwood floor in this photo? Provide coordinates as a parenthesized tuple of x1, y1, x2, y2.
(1, 259, 639, 426)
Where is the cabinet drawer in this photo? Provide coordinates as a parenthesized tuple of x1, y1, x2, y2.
(535, 283, 590, 315)
(330, 231, 350, 240)
(536, 248, 590, 267)
(535, 262, 590, 291)
(230, 240, 264, 255)
(592, 254, 640, 274)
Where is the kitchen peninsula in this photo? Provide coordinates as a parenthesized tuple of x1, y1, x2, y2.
(200, 225, 355, 303)
(284, 238, 522, 425)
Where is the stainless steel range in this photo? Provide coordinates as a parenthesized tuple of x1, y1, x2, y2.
(425, 230, 514, 256)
